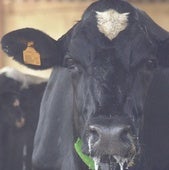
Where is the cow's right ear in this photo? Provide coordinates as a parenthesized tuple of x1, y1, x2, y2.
(1, 28, 67, 70)
(157, 38, 169, 67)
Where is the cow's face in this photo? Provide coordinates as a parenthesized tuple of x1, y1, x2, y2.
(67, 50, 157, 168)
(64, 1, 163, 169)
(0, 92, 25, 129)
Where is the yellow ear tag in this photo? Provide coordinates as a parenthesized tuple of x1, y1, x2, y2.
(23, 42, 41, 66)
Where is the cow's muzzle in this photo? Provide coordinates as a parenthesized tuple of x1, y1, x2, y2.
(85, 123, 137, 169)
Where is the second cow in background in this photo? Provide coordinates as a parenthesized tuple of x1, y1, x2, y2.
(0, 67, 47, 170)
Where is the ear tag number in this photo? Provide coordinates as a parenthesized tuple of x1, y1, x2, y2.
(23, 41, 41, 66)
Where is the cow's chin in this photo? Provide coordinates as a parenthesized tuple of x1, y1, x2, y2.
(90, 155, 135, 170)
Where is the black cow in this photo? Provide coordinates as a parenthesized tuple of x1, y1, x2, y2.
(1, 0, 169, 169)
(0, 67, 47, 170)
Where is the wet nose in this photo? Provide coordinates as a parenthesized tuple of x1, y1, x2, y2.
(88, 124, 132, 156)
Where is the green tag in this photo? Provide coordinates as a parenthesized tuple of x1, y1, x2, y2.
(74, 138, 95, 170)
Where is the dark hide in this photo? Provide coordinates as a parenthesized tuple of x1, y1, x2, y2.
(1, 0, 169, 170)
(20, 81, 47, 170)
(0, 92, 25, 170)
(32, 68, 82, 170)
(0, 67, 47, 170)
(140, 69, 169, 170)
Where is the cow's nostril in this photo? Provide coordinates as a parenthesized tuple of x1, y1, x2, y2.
(120, 125, 132, 142)
(89, 125, 101, 144)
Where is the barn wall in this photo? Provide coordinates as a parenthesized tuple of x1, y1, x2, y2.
(1, 1, 169, 77)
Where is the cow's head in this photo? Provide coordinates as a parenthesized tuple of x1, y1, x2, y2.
(1, 0, 169, 169)
(0, 68, 25, 129)
(0, 67, 46, 129)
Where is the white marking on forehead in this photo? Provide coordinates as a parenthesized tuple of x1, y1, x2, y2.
(0, 67, 47, 89)
(96, 9, 129, 40)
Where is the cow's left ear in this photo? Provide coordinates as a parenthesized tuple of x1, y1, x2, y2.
(1, 28, 69, 70)
(157, 39, 169, 67)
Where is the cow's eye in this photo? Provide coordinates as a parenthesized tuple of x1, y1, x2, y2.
(66, 58, 74, 66)
(64, 58, 75, 68)
(145, 58, 158, 70)
(64, 57, 80, 72)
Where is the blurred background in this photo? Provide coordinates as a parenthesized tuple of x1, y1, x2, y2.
(0, 0, 169, 78)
